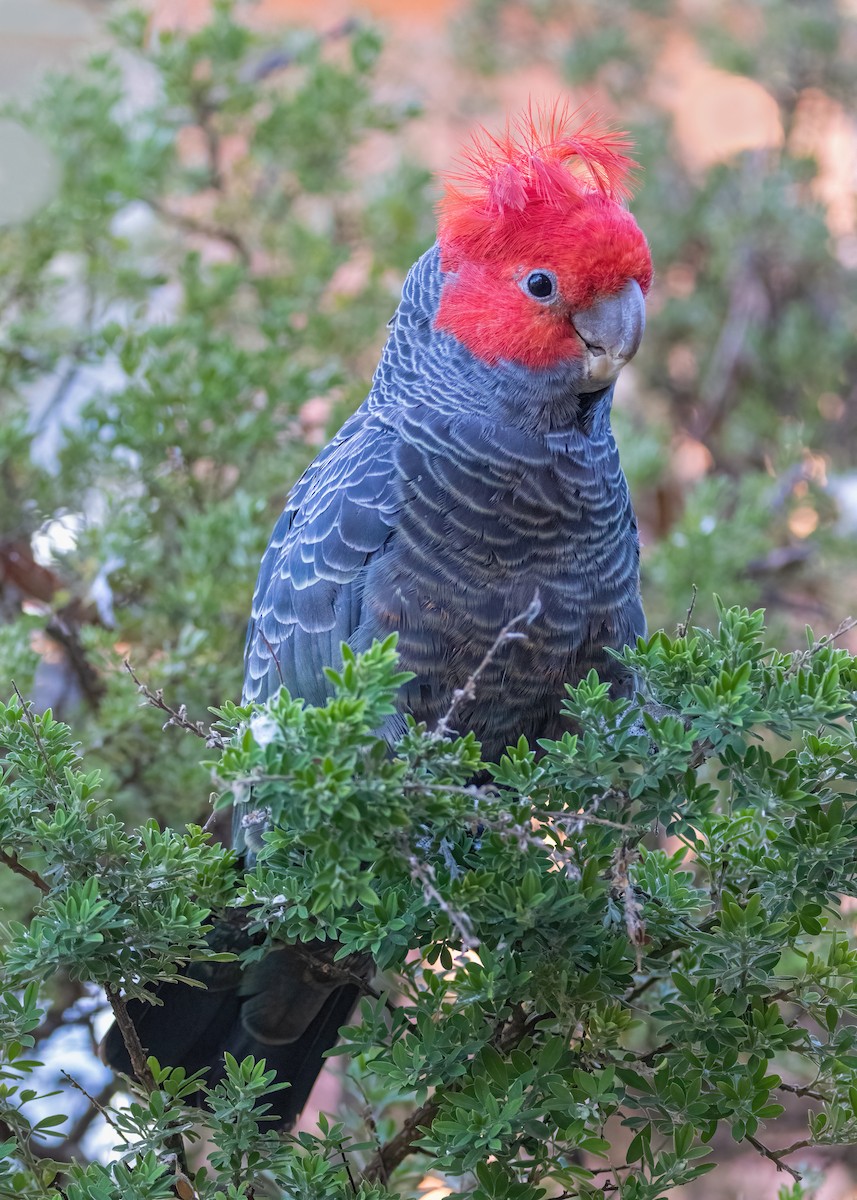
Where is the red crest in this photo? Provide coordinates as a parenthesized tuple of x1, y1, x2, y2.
(438, 102, 641, 269)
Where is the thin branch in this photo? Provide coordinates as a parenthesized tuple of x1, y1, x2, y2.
(768, 462, 816, 513)
(477, 805, 631, 887)
(746, 544, 814, 576)
(687, 736, 715, 771)
(7, 699, 176, 1172)
(745, 1133, 810, 1181)
(60, 1073, 123, 1144)
(351, 1075, 389, 1185)
(433, 592, 542, 739)
(676, 585, 698, 638)
(404, 779, 640, 832)
(777, 1081, 826, 1101)
(31, 361, 83, 435)
(11, 682, 63, 792)
(103, 986, 156, 1093)
(545, 807, 639, 834)
(34, 981, 90, 1043)
(0, 1115, 63, 1169)
(195, 99, 224, 191)
(584, 1162, 642, 1179)
(404, 848, 478, 951)
(693, 246, 767, 442)
(787, 616, 857, 674)
(337, 1142, 358, 1194)
(30, 277, 98, 436)
(45, 613, 106, 709)
(0, 849, 50, 894)
(241, 19, 359, 83)
(145, 197, 251, 266)
(257, 628, 285, 690)
(623, 974, 662, 1006)
(284, 941, 379, 1001)
(638, 1040, 673, 1066)
(401, 781, 490, 799)
(361, 1009, 544, 1183)
(611, 841, 646, 970)
(123, 661, 226, 748)
(3, 686, 65, 892)
(362, 1093, 434, 1185)
(103, 987, 190, 1173)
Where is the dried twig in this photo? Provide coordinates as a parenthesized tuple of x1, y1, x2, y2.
(694, 242, 768, 441)
(547, 805, 637, 835)
(676, 584, 698, 638)
(45, 613, 106, 709)
(352, 1078, 388, 1185)
(60, 1073, 123, 1143)
(337, 1142, 358, 1194)
(433, 592, 542, 740)
(611, 842, 646, 969)
(124, 661, 226, 748)
(787, 616, 857, 674)
(405, 848, 478, 950)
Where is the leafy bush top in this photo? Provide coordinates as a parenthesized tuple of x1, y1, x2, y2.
(3, 604, 857, 1198)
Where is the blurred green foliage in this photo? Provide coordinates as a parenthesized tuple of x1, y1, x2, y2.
(0, 0, 431, 827)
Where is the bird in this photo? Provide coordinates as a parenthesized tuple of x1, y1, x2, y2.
(103, 102, 652, 1127)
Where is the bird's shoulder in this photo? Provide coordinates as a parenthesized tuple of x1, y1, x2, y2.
(243, 402, 404, 702)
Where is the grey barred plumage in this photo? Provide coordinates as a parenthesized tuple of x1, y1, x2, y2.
(243, 243, 645, 767)
(103, 106, 653, 1129)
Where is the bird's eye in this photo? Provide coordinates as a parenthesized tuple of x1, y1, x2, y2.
(523, 271, 557, 301)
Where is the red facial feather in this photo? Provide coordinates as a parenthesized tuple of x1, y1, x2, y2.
(435, 103, 653, 368)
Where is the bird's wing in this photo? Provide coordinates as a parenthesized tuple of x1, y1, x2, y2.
(243, 406, 401, 708)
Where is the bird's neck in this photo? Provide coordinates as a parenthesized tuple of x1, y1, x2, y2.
(376, 242, 618, 443)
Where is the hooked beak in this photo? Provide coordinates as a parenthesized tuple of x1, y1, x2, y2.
(571, 278, 646, 393)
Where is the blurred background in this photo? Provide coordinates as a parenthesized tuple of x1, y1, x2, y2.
(0, 0, 855, 1192)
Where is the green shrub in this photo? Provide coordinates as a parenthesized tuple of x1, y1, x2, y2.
(3, 605, 857, 1197)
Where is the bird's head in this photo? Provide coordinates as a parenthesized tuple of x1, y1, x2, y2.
(435, 104, 652, 390)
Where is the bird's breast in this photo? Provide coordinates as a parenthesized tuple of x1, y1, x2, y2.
(362, 428, 642, 751)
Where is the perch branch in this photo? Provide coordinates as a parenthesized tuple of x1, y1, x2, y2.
(124, 661, 226, 748)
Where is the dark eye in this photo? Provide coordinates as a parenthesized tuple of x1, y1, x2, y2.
(524, 271, 556, 300)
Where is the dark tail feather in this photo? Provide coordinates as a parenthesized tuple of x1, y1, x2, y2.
(101, 953, 362, 1128)
(221, 983, 360, 1125)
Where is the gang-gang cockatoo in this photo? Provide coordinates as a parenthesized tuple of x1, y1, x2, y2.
(104, 103, 653, 1126)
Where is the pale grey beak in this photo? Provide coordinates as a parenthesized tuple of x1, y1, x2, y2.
(572, 278, 646, 393)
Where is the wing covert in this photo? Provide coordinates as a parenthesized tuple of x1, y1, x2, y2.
(243, 409, 401, 707)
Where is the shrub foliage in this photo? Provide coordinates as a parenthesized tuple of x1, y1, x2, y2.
(3, 604, 857, 1197)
